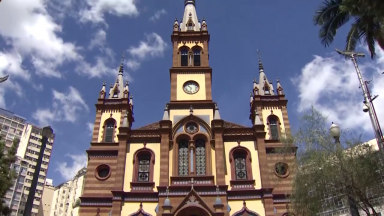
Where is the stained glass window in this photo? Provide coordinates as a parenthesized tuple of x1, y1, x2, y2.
(234, 152, 247, 180)
(104, 121, 114, 142)
(138, 154, 150, 182)
(269, 117, 279, 140)
(195, 139, 206, 175)
(178, 140, 189, 176)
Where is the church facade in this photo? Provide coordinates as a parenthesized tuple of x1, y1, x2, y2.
(79, 1, 294, 216)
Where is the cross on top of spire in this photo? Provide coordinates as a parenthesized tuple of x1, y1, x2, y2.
(257, 49, 264, 71)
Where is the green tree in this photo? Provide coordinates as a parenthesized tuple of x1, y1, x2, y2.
(313, 0, 384, 58)
(0, 138, 20, 215)
(282, 108, 384, 216)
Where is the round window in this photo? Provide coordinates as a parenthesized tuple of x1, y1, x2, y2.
(185, 122, 198, 134)
(275, 162, 289, 177)
(95, 164, 111, 180)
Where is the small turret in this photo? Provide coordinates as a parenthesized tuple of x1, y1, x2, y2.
(276, 77, 284, 95)
(173, 18, 179, 31)
(214, 103, 221, 120)
(162, 105, 169, 120)
(99, 81, 106, 99)
(201, 17, 207, 31)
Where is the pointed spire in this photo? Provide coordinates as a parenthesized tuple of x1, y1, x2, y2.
(253, 79, 257, 88)
(119, 51, 125, 74)
(162, 105, 169, 120)
(129, 95, 133, 105)
(122, 110, 129, 128)
(257, 49, 264, 72)
(214, 103, 221, 120)
(250, 92, 253, 104)
(181, 0, 199, 31)
(254, 109, 262, 125)
(101, 81, 106, 91)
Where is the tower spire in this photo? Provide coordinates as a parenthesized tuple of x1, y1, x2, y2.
(257, 49, 264, 72)
(119, 51, 125, 74)
(180, 0, 199, 31)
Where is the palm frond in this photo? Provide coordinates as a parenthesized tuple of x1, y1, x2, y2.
(345, 18, 361, 52)
(313, 0, 343, 25)
(358, 16, 379, 58)
(318, 11, 351, 47)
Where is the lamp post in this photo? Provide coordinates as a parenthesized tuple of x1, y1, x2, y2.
(335, 49, 384, 152)
(329, 123, 360, 216)
(23, 126, 53, 216)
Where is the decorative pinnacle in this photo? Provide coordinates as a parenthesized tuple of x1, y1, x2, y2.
(165, 186, 170, 198)
(277, 77, 280, 83)
(216, 185, 220, 197)
(189, 105, 193, 115)
(103, 81, 106, 86)
(257, 49, 264, 71)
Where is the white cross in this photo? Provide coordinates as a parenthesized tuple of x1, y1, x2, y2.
(190, 178, 195, 190)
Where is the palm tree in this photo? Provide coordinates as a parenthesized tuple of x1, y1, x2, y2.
(313, 0, 384, 58)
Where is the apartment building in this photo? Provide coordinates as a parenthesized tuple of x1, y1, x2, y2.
(38, 179, 55, 216)
(3, 157, 29, 216)
(50, 167, 86, 216)
(0, 108, 55, 216)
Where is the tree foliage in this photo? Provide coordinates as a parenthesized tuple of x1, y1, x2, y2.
(282, 108, 384, 216)
(0, 138, 20, 215)
(313, 0, 384, 58)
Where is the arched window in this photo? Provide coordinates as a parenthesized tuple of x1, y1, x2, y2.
(112, 90, 118, 98)
(177, 139, 207, 176)
(137, 153, 151, 182)
(104, 119, 115, 142)
(178, 140, 189, 176)
(132, 149, 155, 183)
(193, 49, 201, 66)
(181, 49, 188, 66)
(264, 85, 270, 95)
(195, 139, 206, 175)
(268, 116, 279, 140)
(229, 147, 253, 181)
(234, 152, 247, 180)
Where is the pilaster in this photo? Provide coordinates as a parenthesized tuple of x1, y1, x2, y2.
(253, 125, 270, 188)
(211, 119, 225, 185)
(159, 120, 172, 186)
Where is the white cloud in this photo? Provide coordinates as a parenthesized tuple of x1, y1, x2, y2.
(126, 59, 140, 71)
(32, 84, 44, 91)
(56, 154, 87, 180)
(0, 0, 80, 78)
(79, 0, 139, 24)
(149, 9, 167, 22)
(32, 86, 89, 126)
(128, 33, 167, 60)
(76, 56, 116, 78)
(88, 29, 107, 50)
(86, 122, 94, 136)
(295, 45, 384, 136)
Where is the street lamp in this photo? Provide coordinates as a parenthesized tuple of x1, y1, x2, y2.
(329, 123, 360, 216)
(335, 49, 384, 152)
(23, 126, 53, 216)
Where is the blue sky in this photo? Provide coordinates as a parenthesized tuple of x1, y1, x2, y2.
(0, 0, 383, 186)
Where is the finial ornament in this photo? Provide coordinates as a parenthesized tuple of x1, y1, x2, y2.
(103, 81, 106, 86)
(257, 49, 264, 71)
(216, 185, 220, 197)
(166, 186, 170, 198)
(190, 178, 195, 190)
(189, 105, 193, 115)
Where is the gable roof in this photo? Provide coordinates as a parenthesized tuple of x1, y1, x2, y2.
(135, 120, 248, 130)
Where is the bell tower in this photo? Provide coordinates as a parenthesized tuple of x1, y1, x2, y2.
(170, 0, 212, 102)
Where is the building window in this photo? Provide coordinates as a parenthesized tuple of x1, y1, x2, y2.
(104, 119, 115, 142)
(264, 85, 270, 95)
(132, 149, 155, 183)
(268, 116, 279, 140)
(95, 164, 111, 181)
(229, 147, 253, 181)
(177, 138, 207, 176)
(195, 139, 206, 175)
(234, 152, 247, 180)
(193, 49, 201, 66)
(137, 154, 150, 182)
(178, 140, 189, 176)
(275, 162, 289, 178)
(112, 91, 118, 98)
(181, 49, 188, 66)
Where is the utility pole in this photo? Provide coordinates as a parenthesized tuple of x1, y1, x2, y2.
(335, 49, 384, 151)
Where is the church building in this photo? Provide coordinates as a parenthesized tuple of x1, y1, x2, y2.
(79, 1, 294, 215)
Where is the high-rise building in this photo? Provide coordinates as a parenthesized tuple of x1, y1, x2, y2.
(79, 1, 295, 215)
(49, 168, 87, 216)
(3, 157, 29, 216)
(0, 108, 55, 216)
(38, 179, 55, 216)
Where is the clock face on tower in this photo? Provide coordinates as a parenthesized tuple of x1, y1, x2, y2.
(183, 81, 199, 94)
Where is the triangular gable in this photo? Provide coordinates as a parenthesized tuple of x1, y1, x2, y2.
(128, 203, 152, 216)
(173, 189, 214, 215)
(231, 200, 260, 216)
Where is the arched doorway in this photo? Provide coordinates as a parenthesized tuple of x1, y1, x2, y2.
(175, 206, 211, 216)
